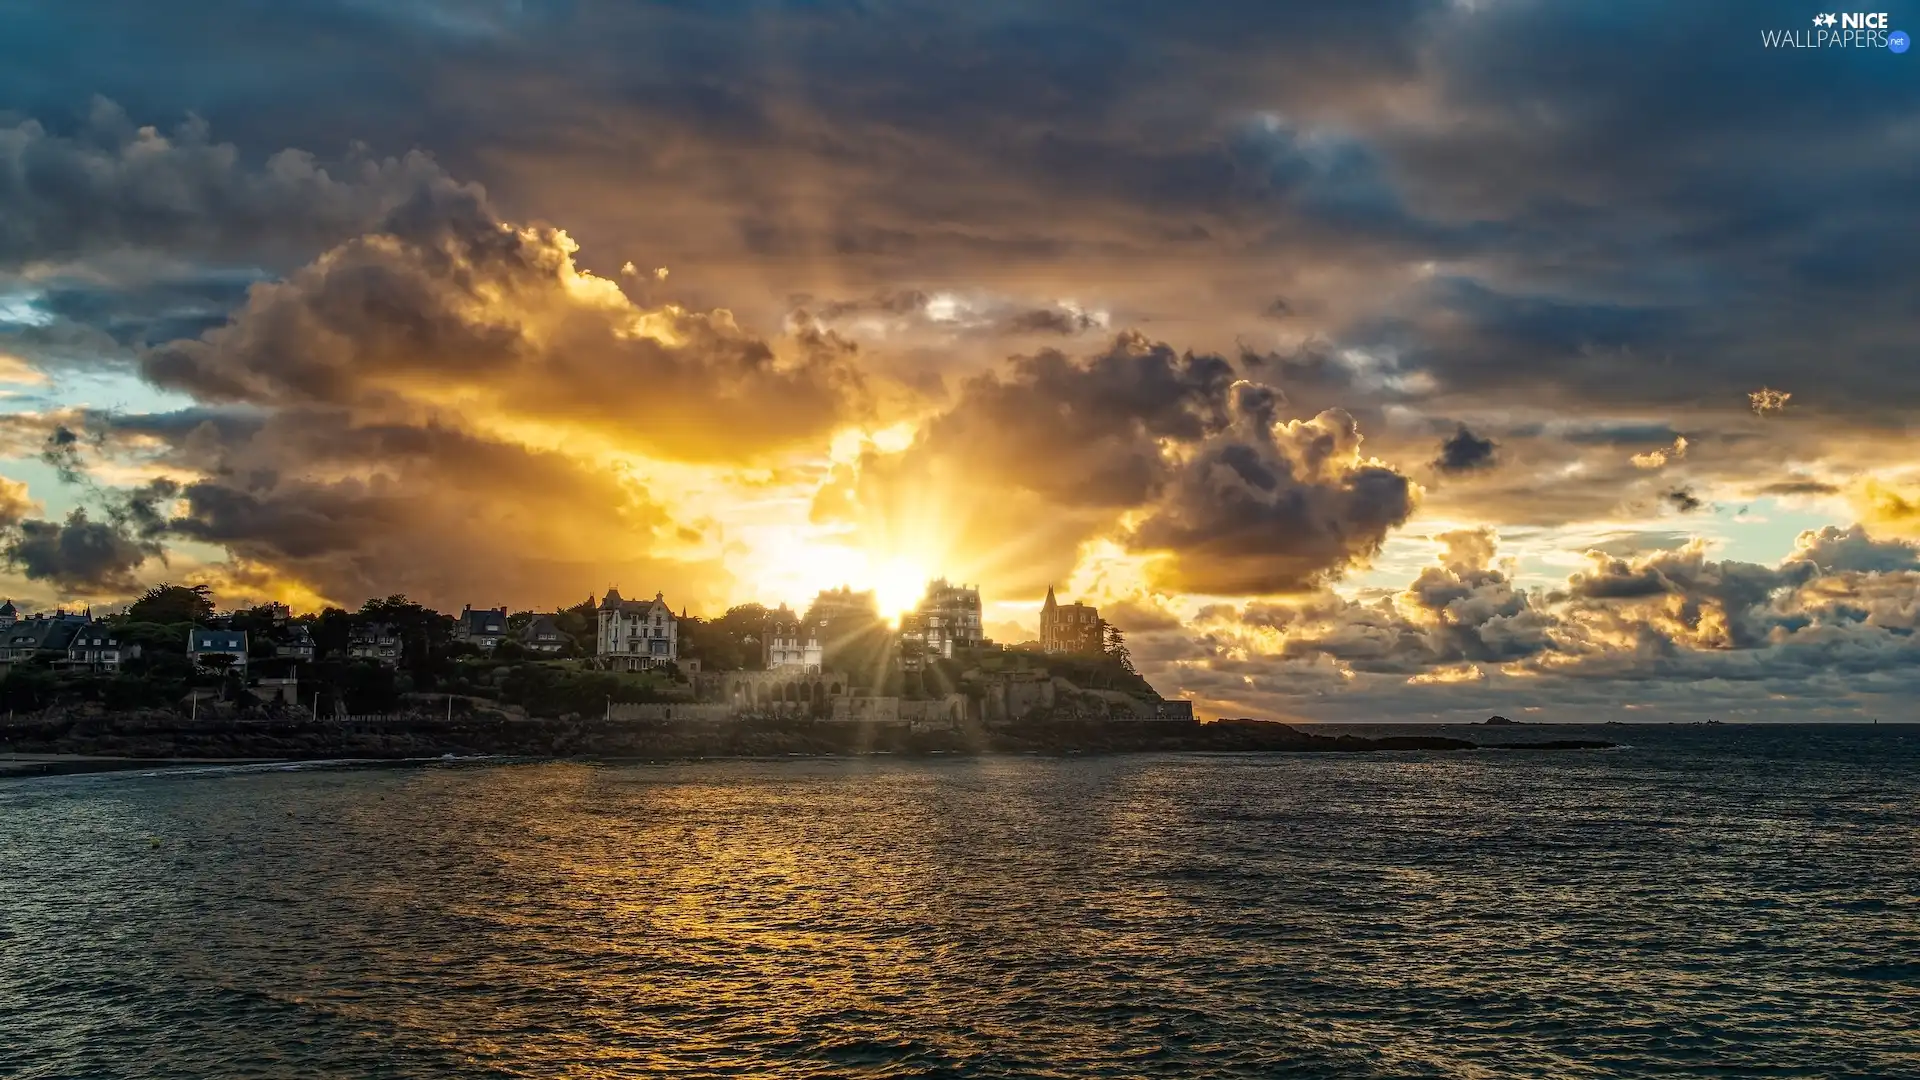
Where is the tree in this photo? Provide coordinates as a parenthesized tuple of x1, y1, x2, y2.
(357, 595, 455, 682)
(555, 596, 598, 641)
(309, 608, 354, 660)
(680, 604, 770, 671)
(0, 667, 57, 712)
(227, 604, 285, 638)
(1102, 623, 1136, 675)
(126, 583, 214, 625)
(115, 621, 191, 660)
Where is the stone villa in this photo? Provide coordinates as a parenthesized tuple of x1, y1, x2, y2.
(597, 589, 678, 672)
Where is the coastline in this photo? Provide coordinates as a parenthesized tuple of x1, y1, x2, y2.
(0, 715, 1615, 773)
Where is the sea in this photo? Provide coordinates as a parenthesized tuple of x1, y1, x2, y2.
(1, 724, 1916, 1079)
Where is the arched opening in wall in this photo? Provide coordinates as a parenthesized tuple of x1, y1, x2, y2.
(783, 682, 797, 702)
(811, 682, 826, 708)
(829, 682, 842, 695)
(756, 684, 769, 706)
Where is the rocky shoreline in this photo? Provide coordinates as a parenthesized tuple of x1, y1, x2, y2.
(0, 712, 1615, 768)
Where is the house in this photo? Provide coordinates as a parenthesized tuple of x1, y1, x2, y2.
(597, 589, 678, 672)
(457, 605, 508, 650)
(66, 631, 141, 673)
(897, 611, 929, 673)
(348, 623, 402, 666)
(1, 613, 89, 664)
(187, 630, 249, 672)
(0, 599, 14, 632)
(1040, 587, 1104, 655)
(519, 614, 569, 653)
(905, 579, 984, 664)
(275, 623, 316, 661)
(763, 604, 823, 672)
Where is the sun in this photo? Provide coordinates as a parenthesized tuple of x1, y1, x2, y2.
(868, 556, 933, 622)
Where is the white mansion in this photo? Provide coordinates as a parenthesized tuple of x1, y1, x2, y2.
(597, 588, 678, 671)
(764, 603, 824, 673)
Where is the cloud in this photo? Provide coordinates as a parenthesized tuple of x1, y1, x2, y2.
(1852, 479, 1920, 540)
(904, 332, 1242, 509)
(1433, 423, 1496, 473)
(76, 405, 729, 612)
(0, 477, 35, 529)
(815, 332, 1416, 598)
(141, 181, 869, 464)
(1757, 479, 1839, 497)
(1789, 524, 1920, 574)
(1130, 400, 1418, 594)
(3, 508, 162, 593)
(1664, 487, 1703, 514)
(1749, 387, 1791, 416)
(0, 97, 467, 271)
(1146, 527, 1920, 721)
(1631, 435, 1687, 469)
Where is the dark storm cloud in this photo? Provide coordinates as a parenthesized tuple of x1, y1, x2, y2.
(999, 307, 1101, 336)
(1433, 424, 1496, 474)
(2, 509, 161, 592)
(912, 332, 1239, 508)
(10, 0, 1909, 427)
(1129, 401, 1417, 594)
(1665, 487, 1703, 514)
(28, 273, 262, 348)
(1564, 546, 1814, 649)
(38, 426, 85, 483)
(819, 332, 1416, 596)
(0, 98, 470, 270)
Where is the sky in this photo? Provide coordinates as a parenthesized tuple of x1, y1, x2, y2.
(0, 0, 1917, 722)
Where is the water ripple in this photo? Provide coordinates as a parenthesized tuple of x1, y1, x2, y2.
(2, 725, 1918, 1078)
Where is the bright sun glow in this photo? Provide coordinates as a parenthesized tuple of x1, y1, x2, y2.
(732, 529, 937, 625)
(868, 556, 933, 621)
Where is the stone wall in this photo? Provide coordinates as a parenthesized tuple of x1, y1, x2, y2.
(978, 674, 1057, 723)
(607, 702, 740, 723)
(693, 669, 850, 707)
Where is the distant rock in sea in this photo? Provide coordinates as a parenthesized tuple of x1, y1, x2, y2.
(1478, 715, 1520, 726)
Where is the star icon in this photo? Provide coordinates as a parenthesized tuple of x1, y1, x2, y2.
(1823, 13, 1839, 26)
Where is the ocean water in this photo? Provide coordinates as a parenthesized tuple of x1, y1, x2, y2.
(2, 725, 1917, 1079)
